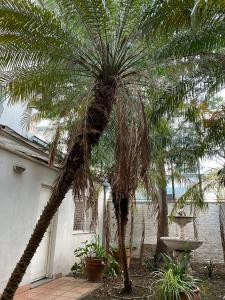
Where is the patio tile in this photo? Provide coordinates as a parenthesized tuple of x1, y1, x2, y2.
(60, 282, 84, 289)
(67, 288, 84, 294)
(30, 294, 56, 300)
(56, 285, 75, 291)
(54, 297, 78, 300)
(62, 277, 77, 281)
(13, 277, 100, 300)
(39, 288, 65, 296)
(26, 292, 40, 299)
(61, 291, 82, 297)
(60, 282, 78, 287)
(53, 279, 68, 284)
(43, 282, 62, 289)
(29, 287, 50, 294)
(13, 292, 55, 300)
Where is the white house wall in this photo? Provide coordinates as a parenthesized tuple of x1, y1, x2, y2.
(52, 190, 95, 276)
(0, 148, 95, 293)
(0, 148, 56, 292)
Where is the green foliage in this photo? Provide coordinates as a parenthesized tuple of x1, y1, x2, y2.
(1, 0, 225, 220)
(144, 255, 160, 272)
(152, 254, 199, 300)
(74, 236, 106, 258)
(72, 235, 118, 278)
(152, 268, 198, 300)
(162, 253, 190, 276)
(205, 260, 215, 280)
(106, 254, 119, 278)
(71, 261, 85, 276)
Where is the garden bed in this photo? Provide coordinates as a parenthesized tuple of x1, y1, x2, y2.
(81, 261, 225, 300)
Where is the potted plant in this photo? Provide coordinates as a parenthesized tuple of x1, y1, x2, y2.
(152, 254, 201, 300)
(72, 236, 118, 282)
(85, 236, 106, 282)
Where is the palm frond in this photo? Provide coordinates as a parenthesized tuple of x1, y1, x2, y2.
(170, 171, 224, 216)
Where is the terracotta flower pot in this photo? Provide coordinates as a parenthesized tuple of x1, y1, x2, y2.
(179, 288, 201, 300)
(85, 257, 105, 282)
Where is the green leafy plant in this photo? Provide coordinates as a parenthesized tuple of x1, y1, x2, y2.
(205, 260, 215, 280)
(74, 236, 106, 258)
(106, 255, 119, 278)
(144, 254, 161, 272)
(71, 261, 85, 276)
(72, 236, 118, 278)
(152, 254, 199, 300)
(162, 253, 190, 276)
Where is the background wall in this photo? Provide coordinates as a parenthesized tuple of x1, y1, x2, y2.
(108, 200, 225, 263)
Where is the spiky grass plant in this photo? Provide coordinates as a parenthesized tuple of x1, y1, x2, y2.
(153, 268, 199, 300)
(152, 254, 199, 300)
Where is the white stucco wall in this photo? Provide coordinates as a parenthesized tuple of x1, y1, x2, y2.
(52, 190, 95, 276)
(0, 148, 57, 292)
(0, 147, 97, 293)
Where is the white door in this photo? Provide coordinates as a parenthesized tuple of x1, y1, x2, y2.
(30, 187, 52, 282)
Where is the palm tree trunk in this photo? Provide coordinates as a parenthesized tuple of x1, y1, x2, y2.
(171, 162, 176, 201)
(111, 188, 132, 294)
(155, 160, 169, 256)
(1, 81, 116, 300)
(219, 204, 225, 263)
(120, 216, 132, 294)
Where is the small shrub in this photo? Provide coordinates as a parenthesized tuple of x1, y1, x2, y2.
(106, 255, 119, 278)
(71, 261, 85, 276)
(144, 256, 158, 272)
(72, 236, 118, 278)
(205, 260, 215, 279)
(151, 253, 199, 300)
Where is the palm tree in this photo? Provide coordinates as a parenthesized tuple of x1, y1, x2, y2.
(109, 99, 150, 292)
(147, 93, 225, 256)
(83, 97, 150, 292)
(0, 1, 146, 298)
(0, 0, 225, 299)
(142, 0, 225, 256)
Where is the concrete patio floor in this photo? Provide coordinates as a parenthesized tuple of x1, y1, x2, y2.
(13, 277, 100, 300)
